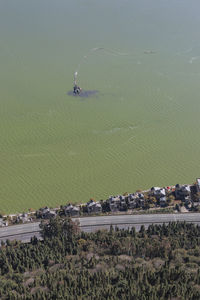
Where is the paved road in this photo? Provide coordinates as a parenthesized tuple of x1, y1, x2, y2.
(0, 222, 41, 243)
(0, 213, 200, 243)
(0, 232, 42, 244)
(76, 213, 200, 232)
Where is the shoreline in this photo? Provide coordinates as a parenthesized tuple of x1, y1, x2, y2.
(1, 178, 200, 227)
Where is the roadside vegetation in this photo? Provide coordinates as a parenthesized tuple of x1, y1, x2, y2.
(0, 218, 200, 299)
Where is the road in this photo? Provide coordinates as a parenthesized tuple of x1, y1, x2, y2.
(0, 222, 41, 243)
(0, 213, 200, 243)
(76, 213, 200, 232)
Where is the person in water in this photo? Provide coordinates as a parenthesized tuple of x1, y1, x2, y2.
(73, 71, 82, 95)
(73, 84, 82, 95)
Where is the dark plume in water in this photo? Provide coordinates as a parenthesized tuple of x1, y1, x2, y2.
(67, 90, 99, 98)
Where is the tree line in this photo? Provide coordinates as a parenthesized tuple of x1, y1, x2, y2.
(0, 218, 200, 299)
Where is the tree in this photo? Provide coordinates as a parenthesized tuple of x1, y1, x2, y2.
(40, 216, 79, 240)
(139, 225, 146, 238)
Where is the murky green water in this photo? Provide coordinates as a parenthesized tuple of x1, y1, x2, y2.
(0, 0, 200, 213)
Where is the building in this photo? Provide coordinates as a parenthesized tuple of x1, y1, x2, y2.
(160, 196, 167, 207)
(0, 218, 8, 227)
(119, 195, 127, 211)
(196, 178, 200, 193)
(151, 187, 166, 199)
(175, 184, 191, 201)
(128, 194, 137, 209)
(39, 207, 57, 219)
(127, 193, 145, 209)
(87, 200, 102, 214)
(16, 213, 30, 224)
(109, 196, 120, 212)
(64, 204, 80, 217)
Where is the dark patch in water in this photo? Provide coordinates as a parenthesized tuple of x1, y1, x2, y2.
(67, 90, 99, 98)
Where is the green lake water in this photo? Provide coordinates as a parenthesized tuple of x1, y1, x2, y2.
(0, 0, 200, 213)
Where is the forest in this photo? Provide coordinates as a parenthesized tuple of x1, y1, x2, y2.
(0, 218, 200, 299)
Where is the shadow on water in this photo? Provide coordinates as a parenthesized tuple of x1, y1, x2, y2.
(67, 90, 99, 98)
